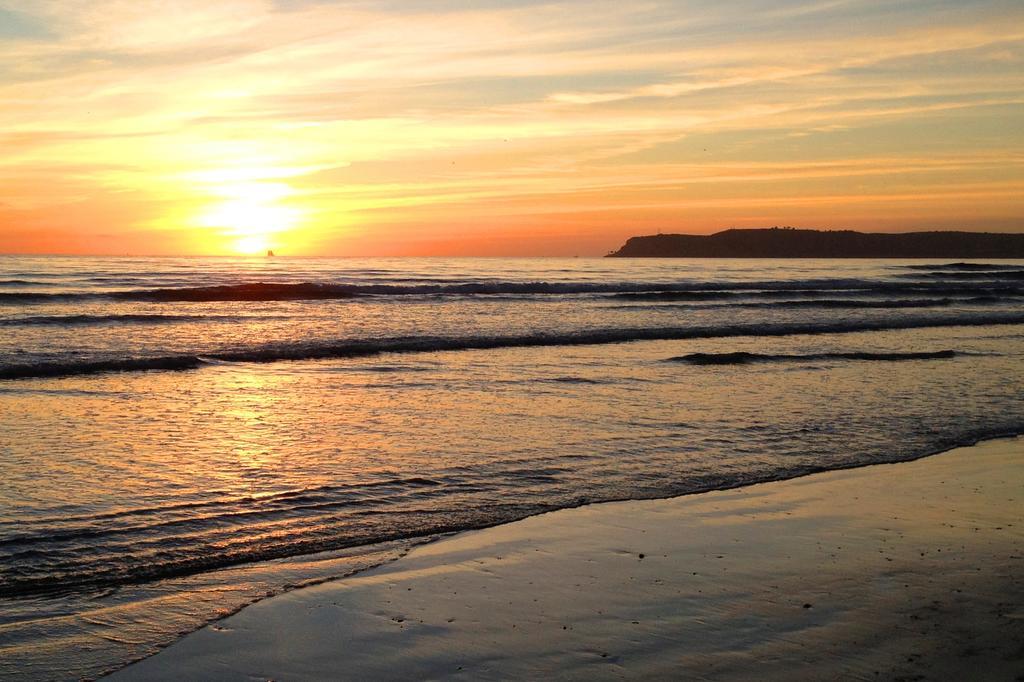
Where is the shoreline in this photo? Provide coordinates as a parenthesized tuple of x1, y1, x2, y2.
(110, 436, 1024, 680)
(90, 429, 1024, 678)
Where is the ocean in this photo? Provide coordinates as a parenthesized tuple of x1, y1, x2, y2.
(1, 255, 1023, 680)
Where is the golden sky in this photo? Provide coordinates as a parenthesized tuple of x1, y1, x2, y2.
(1, 0, 1023, 256)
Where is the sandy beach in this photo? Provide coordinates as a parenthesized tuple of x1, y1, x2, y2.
(108, 436, 1024, 681)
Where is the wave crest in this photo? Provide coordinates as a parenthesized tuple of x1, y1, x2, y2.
(668, 350, 958, 365)
(2, 313, 1022, 380)
(0, 275, 1020, 304)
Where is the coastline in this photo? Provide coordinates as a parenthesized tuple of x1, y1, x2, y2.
(110, 436, 1024, 680)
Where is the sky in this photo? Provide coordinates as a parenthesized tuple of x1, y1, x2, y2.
(1, 0, 1022, 256)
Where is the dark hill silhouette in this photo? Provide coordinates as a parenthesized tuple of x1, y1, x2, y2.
(606, 228, 1024, 258)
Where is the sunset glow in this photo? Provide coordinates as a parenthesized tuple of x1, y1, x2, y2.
(1, 1, 1022, 256)
(4, 3, 1024, 675)
(196, 181, 302, 255)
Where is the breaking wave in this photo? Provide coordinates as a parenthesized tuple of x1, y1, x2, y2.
(902, 262, 1024, 271)
(3, 312, 1023, 380)
(2, 274, 1024, 304)
(0, 313, 216, 326)
(668, 350, 959, 365)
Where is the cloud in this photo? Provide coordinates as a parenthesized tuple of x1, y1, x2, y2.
(0, 6, 53, 40)
(1, 0, 1023, 254)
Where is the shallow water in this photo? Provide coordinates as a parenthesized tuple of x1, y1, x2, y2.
(1, 256, 1023, 679)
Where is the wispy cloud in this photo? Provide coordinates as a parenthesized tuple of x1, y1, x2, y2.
(0, 0, 1022, 254)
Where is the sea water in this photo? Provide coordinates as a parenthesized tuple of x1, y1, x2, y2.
(1, 256, 1023, 679)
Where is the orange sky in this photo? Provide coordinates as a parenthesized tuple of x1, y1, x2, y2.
(1, 0, 1022, 256)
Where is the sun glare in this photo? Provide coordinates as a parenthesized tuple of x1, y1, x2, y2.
(196, 180, 303, 255)
(233, 234, 270, 255)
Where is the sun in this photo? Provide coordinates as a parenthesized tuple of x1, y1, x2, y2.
(196, 181, 303, 255)
(233, 234, 270, 255)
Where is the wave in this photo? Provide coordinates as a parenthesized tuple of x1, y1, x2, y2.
(119, 282, 362, 302)
(0, 478, 443, 531)
(0, 313, 215, 326)
(3, 312, 1023, 380)
(0, 356, 208, 379)
(0, 283, 357, 304)
(613, 296, 1015, 311)
(901, 270, 1024, 280)
(902, 262, 1024, 271)
(0, 477, 444, 550)
(3, 277, 1023, 304)
(607, 285, 1023, 302)
(4, 428, 1023, 600)
(668, 350, 958, 365)
(540, 376, 608, 384)
(0, 291, 79, 303)
(0, 516, 476, 599)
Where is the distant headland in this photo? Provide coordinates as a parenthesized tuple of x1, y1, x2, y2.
(606, 228, 1024, 258)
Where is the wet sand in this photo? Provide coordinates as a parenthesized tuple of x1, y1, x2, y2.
(110, 437, 1024, 680)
